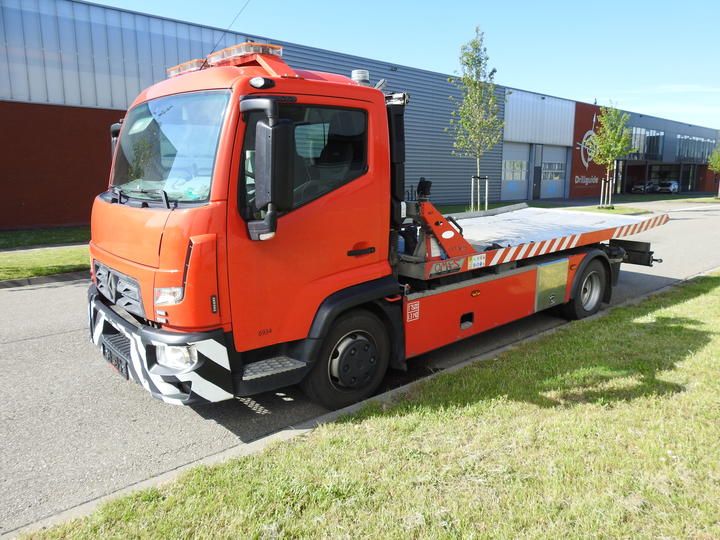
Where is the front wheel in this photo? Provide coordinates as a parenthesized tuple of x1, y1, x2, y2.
(560, 259, 607, 320)
(301, 310, 390, 410)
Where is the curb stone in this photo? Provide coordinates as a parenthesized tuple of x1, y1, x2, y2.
(0, 271, 89, 290)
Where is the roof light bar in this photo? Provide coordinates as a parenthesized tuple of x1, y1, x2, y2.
(166, 58, 205, 78)
(206, 41, 283, 66)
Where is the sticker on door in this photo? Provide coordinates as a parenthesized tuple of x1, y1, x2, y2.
(407, 301, 420, 322)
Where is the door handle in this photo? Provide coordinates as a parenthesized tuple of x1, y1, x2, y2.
(347, 246, 376, 257)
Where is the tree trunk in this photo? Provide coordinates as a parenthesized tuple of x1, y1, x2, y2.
(604, 168, 611, 207)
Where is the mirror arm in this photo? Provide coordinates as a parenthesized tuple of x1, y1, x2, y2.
(240, 98, 279, 125)
(110, 121, 122, 159)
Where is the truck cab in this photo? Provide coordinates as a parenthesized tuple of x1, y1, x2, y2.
(89, 43, 400, 407)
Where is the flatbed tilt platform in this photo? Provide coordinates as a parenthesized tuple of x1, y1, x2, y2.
(397, 202, 669, 281)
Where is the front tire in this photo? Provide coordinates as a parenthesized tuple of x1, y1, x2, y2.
(301, 310, 390, 410)
(560, 259, 607, 320)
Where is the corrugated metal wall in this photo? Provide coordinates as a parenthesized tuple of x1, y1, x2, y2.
(0, 0, 256, 109)
(0, 0, 506, 204)
(503, 89, 575, 147)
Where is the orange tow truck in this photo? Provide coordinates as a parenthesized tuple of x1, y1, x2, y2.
(88, 42, 668, 409)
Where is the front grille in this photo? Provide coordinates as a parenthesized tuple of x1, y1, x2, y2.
(94, 261, 145, 318)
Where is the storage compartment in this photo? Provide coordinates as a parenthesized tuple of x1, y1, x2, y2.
(535, 258, 569, 311)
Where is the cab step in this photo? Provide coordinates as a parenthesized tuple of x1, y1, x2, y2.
(242, 357, 306, 381)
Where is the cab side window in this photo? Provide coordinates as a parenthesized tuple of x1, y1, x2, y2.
(241, 104, 367, 217)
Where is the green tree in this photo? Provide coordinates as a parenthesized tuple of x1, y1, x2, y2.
(448, 27, 503, 205)
(586, 105, 634, 207)
(708, 145, 720, 198)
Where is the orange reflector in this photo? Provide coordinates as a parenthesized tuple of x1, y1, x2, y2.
(206, 41, 283, 66)
(166, 58, 205, 78)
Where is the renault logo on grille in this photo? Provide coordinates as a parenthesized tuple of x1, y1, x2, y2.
(95, 263, 145, 317)
(107, 273, 118, 302)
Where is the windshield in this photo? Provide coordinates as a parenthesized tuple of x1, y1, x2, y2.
(112, 90, 230, 203)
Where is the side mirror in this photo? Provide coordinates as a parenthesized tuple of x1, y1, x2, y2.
(254, 118, 293, 212)
(110, 122, 122, 158)
(240, 98, 294, 241)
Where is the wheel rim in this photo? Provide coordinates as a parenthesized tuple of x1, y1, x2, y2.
(327, 330, 378, 390)
(580, 271, 602, 311)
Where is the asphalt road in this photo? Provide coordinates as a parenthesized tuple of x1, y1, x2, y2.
(2, 200, 719, 534)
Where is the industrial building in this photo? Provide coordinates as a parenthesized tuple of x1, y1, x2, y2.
(1, 0, 718, 229)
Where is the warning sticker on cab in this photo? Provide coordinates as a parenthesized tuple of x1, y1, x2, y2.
(407, 301, 420, 322)
(469, 254, 486, 269)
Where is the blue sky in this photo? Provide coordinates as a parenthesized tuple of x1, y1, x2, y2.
(90, 0, 720, 129)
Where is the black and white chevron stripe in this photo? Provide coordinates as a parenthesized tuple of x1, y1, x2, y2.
(89, 297, 234, 405)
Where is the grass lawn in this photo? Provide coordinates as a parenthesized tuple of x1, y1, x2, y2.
(35, 273, 720, 538)
(436, 202, 514, 214)
(437, 202, 649, 215)
(436, 193, 718, 216)
(613, 193, 716, 204)
(0, 246, 89, 281)
(0, 226, 90, 250)
(675, 196, 720, 203)
(438, 201, 570, 214)
(561, 205, 650, 215)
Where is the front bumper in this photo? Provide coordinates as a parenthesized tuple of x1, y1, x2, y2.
(88, 285, 235, 405)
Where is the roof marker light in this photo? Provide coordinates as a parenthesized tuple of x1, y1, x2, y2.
(206, 41, 283, 66)
(249, 76, 275, 89)
(166, 58, 205, 78)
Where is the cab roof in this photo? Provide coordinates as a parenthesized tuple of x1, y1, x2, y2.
(130, 52, 379, 109)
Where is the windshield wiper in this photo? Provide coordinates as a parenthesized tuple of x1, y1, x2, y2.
(111, 186, 128, 204)
(118, 188, 175, 209)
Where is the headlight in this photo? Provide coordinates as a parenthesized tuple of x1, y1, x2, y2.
(154, 286, 184, 306)
(156, 345, 197, 371)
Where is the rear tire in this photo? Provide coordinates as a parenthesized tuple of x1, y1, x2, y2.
(301, 310, 390, 410)
(560, 259, 607, 320)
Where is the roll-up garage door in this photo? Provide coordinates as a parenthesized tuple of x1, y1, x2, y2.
(540, 145, 568, 199)
(501, 142, 530, 200)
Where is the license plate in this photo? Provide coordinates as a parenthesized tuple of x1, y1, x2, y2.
(104, 346, 129, 380)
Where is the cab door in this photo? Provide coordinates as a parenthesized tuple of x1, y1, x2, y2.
(226, 95, 392, 353)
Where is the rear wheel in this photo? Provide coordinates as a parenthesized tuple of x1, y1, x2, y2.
(301, 310, 390, 410)
(560, 259, 607, 320)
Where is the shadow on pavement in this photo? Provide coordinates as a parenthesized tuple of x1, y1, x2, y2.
(189, 387, 326, 442)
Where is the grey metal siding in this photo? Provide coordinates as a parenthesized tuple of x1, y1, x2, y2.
(503, 88, 575, 146)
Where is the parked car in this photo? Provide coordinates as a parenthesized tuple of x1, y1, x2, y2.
(657, 180, 679, 194)
(631, 182, 659, 194)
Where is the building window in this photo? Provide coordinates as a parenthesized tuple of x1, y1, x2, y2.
(242, 105, 368, 216)
(503, 160, 527, 181)
(676, 135, 716, 162)
(541, 162, 565, 181)
(627, 127, 664, 161)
